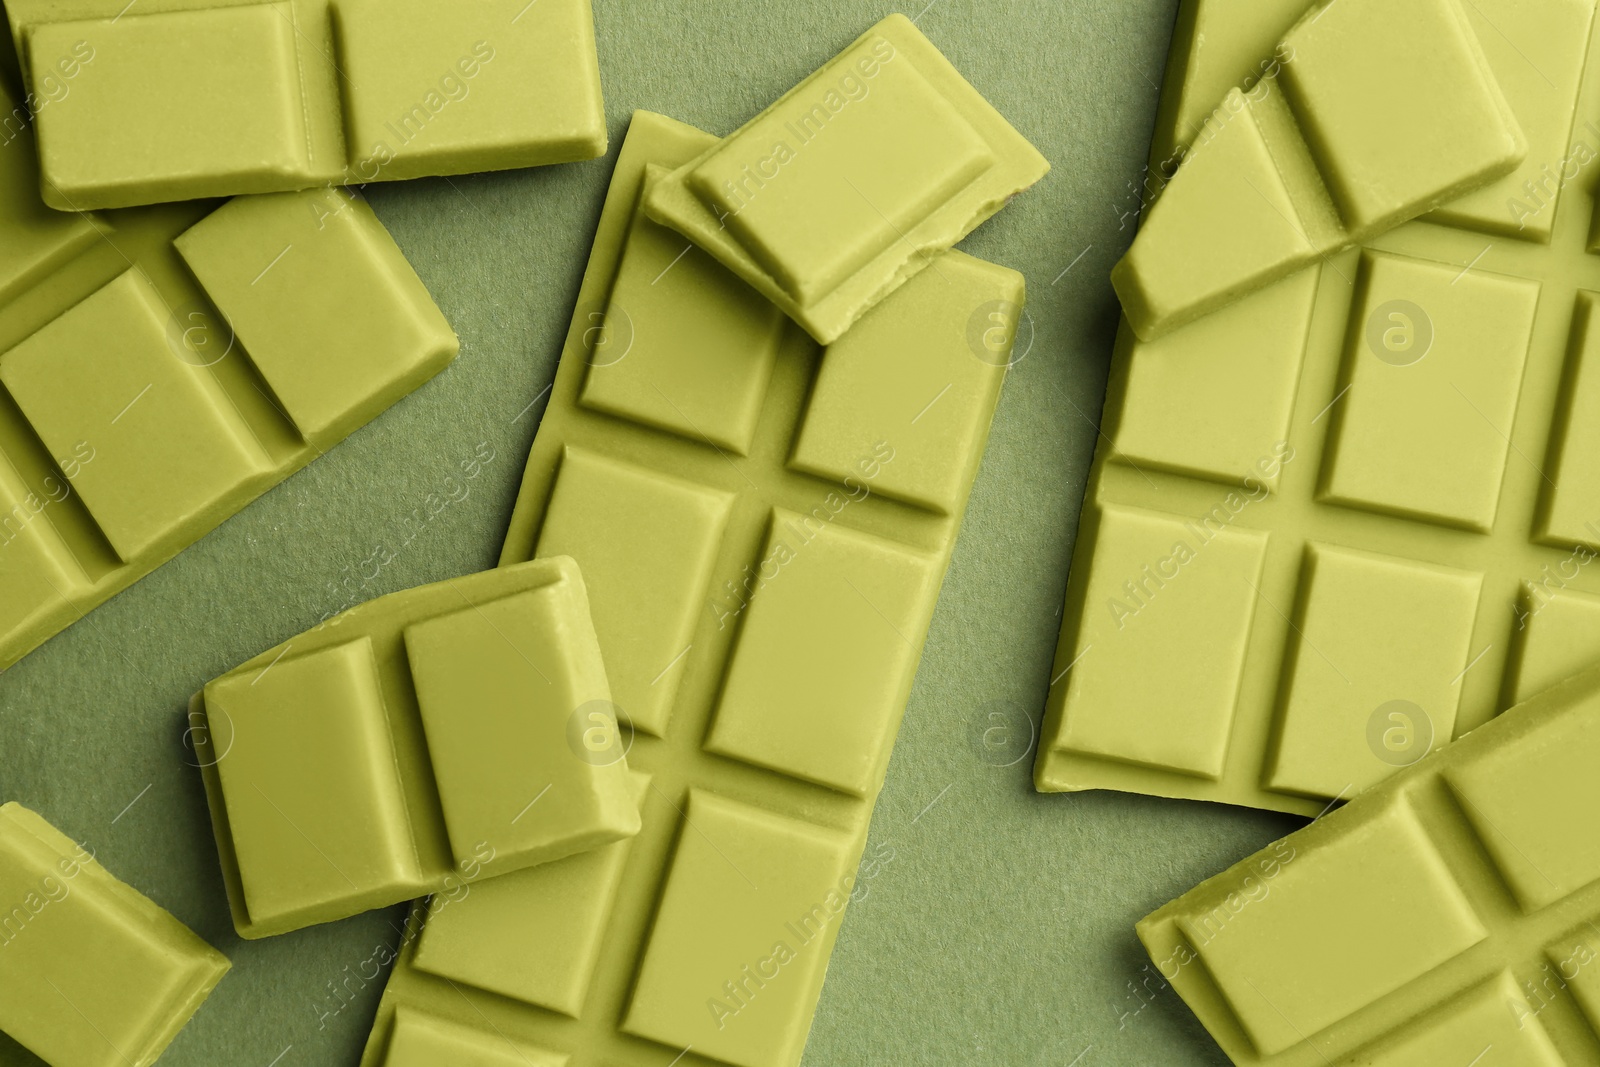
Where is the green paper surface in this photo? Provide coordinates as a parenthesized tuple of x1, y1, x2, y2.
(0, 1, 1294, 1064)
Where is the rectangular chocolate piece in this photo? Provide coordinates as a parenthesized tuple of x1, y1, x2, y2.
(1140, 661, 1600, 1065)
(0, 77, 457, 671)
(192, 557, 640, 938)
(0, 802, 230, 1067)
(1113, 0, 1528, 340)
(644, 14, 1047, 344)
(1038, 0, 1600, 815)
(8, 0, 605, 209)
(359, 110, 1021, 1067)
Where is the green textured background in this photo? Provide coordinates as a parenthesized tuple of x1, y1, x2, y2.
(0, 1, 1305, 1063)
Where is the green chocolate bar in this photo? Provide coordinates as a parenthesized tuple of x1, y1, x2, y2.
(8, 0, 605, 210)
(0, 802, 229, 1067)
(191, 557, 640, 939)
(0, 77, 458, 672)
(1139, 661, 1600, 1065)
(1038, 0, 1600, 816)
(644, 14, 1047, 344)
(1113, 0, 1528, 340)
(359, 110, 1021, 1067)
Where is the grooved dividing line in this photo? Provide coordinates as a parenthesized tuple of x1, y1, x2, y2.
(1238, 172, 1352, 287)
(1451, 245, 1494, 284)
(558, 338, 955, 549)
(1449, 381, 1557, 491)
(647, 384, 761, 492)
(248, 376, 327, 459)
(648, 780, 757, 891)
(1450, 644, 1495, 686)
(1105, 252, 1592, 573)
(1450, 787, 1560, 899)
(445, 976, 542, 1067)
(1059, 378, 1158, 490)
(1310, 383, 1352, 425)
(1242, 975, 1335, 1067)
(272, 2, 358, 94)
(1244, 573, 1350, 684)
(281, 2, 315, 161)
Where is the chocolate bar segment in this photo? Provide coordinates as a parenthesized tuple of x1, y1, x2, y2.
(645, 15, 1047, 344)
(1113, 0, 1529, 340)
(1140, 662, 1600, 1064)
(8, 0, 606, 208)
(0, 122, 457, 671)
(193, 557, 640, 938)
(1039, 0, 1600, 815)
(359, 109, 1020, 1067)
(0, 803, 229, 1067)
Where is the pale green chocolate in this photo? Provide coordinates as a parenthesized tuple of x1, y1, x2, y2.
(1039, 0, 1600, 816)
(0, 803, 230, 1067)
(360, 110, 1020, 1067)
(173, 189, 458, 443)
(1149, 0, 1593, 243)
(9, 0, 606, 209)
(193, 557, 640, 939)
(1139, 663, 1600, 1065)
(380, 1007, 566, 1066)
(331, 0, 605, 181)
(405, 775, 650, 1019)
(27, 6, 310, 210)
(1113, 0, 1528, 340)
(0, 145, 458, 671)
(644, 14, 1047, 344)
(0, 63, 97, 294)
